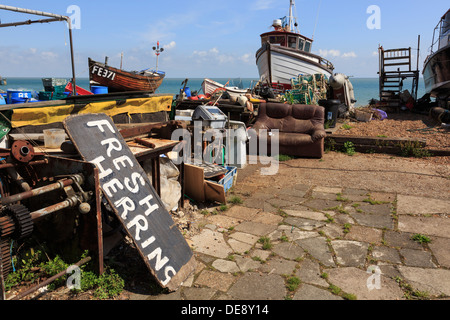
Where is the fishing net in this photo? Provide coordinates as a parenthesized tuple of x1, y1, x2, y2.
(287, 73, 328, 105)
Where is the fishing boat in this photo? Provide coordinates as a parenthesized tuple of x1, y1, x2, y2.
(201, 78, 249, 98)
(423, 9, 450, 103)
(88, 58, 165, 93)
(255, 0, 334, 91)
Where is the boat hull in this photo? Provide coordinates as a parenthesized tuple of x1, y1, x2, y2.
(256, 43, 334, 90)
(88, 58, 165, 93)
(202, 78, 249, 98)
(423, 45, 450, 98)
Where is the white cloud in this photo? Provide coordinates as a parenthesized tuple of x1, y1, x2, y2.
(342, 51, 357, 58)
(317, 49, 357, 59)
(252, 0, 275, 10)
(164, 41, 176, 50)
(318, 49, 341, 58)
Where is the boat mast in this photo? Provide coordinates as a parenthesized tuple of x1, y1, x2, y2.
(288, 0, 299, 33)
(288, 0, 294, 32)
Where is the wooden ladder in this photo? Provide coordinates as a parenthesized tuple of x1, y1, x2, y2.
(378, 46, 419, 110)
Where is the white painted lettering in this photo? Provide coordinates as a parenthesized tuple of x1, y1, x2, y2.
(87, 119, 116, 134)
(115, 197, 135, 220)
(101, 138, 122, 157)
(139, 195, 159, 216)
(124, 172, 145, 194)
(90, 156, 113, 179)
(103, 178, 124, 197)
(147, 247, 169, 271)
(162, 266, 177, 286)
(141, 236, 156, 249)
(113, 155, 134, 171)
(126, 215, 148, 241)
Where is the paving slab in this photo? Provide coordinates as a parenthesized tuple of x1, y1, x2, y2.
(428, 236, 450, 268)
(259, 258, 298, 275)
(384, 231, 423, 250)
(234, 221, 278, 236)
(398, 215, 450, 239)
(212, 259, 240, 273)
(194, 270, 236, 292)
(397, 195, 450, 215)
(222, 206, 260, 221)
(358, 203, 392, 215)
(369, 192, 396, 203)
(398, 266, 450, 296)
(303, 199, 343, 211)
(331, 240, 369, 267)
(182, 287, 217, 300)
(313, 186, 343, 194)
(250, 249, 271, 261)
(372, 246, 402, 264)
(268, 225, 318, 242)
(345, 225, 383, 244)
(296, 237, 335, 267)
(399, 248, 437, 268)
(350, 212, 394, 230)
(228, 239, 253, 254)
(293, 284, 343, 300)
(284, 209, 327, 221)
(328, 267, 404, 300)
(190, 229, 233, 259)
(284, 217, 326, 231)
(272, 242, 306, 261)
(311, 191, 340, 201)
(234, 256, 262, 272)
(295, 258, 329, 287)
(267, 197, 300, 208)
(252, 212, 284, 225)
(227, 273, 287, 300)
(229, 232, 259, 245)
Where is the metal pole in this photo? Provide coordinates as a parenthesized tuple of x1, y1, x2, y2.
(10, 256, 91, 300)
(0, 5, 77, 95)
(0, 177, 75, 206)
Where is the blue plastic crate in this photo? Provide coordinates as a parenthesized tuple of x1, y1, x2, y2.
(215, 166, 237, 193)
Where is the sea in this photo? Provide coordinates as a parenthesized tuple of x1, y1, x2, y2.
(0, 77, 427, 107)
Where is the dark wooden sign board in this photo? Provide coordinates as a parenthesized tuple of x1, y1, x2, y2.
(63, 113, 196, 291)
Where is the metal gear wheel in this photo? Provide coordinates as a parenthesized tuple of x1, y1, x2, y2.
(1, 204, 33, 240)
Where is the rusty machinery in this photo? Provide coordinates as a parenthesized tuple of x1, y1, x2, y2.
(0, 140, 103, 300)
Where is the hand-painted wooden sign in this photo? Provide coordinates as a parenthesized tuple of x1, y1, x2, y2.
(64, 113, 196, 291)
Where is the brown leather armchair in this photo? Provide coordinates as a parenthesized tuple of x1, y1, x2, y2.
(252, 102, 326, 158)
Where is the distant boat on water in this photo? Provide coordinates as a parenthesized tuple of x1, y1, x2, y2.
(89, 58, 165, 93)
(255, 0, 334, 91)
(423, 9, 450, 103)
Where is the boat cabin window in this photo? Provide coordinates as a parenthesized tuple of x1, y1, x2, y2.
(269, 36, 286, 46)
(304, 41, 312, 53)
(288, 36, 297, 49)
(298, 38, 305, 51)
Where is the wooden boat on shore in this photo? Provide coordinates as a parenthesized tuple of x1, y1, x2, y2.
(423, 9, 450, 103)
(89, 58, 165, 93)
(255, 0, 334, 92)
(202, 78, 249, 98)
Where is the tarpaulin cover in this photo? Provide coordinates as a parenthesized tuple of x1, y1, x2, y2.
(11, 96, 173, 127)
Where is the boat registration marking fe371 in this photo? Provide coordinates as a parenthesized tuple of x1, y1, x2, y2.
(91, 65, 116, 81)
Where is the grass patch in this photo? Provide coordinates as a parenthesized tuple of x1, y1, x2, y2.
(411, 234, 431, 244)
(286, 276, 301, 291)
(343, 141, 356, 156)
(343, 223, 352, 234)
(229, 196, 243, 205)
(276, 154, 294, 162)
(258, 237, 273, 250)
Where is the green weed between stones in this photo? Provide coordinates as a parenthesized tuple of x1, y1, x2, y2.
(5, 249, 124, 300)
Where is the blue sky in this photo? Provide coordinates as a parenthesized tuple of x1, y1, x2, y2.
(0, 0, 448, 78)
